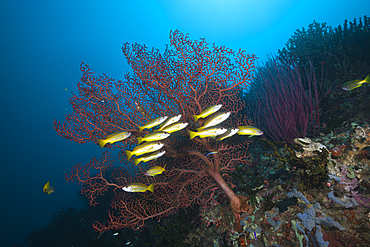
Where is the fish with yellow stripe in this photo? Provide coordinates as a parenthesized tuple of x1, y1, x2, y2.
(160, 122, 188, 133)
(215, 128, 239, 141)
(197, 112, 230, 131)
(157, 114, 182, 131)
(132, 150, 166, 166)
(138, 116, 168, 131)
(193, 104, 222, 122)
(122, 182, 154, 193)
(137, 131, 170, 144)
(189, 127, 227, 139)
(145, 164, 166, 176)
(342, 74, 370, 91)
(126, 141, 164, 160)
(237, 126, 263, 137)
(98, 131, 131, 148)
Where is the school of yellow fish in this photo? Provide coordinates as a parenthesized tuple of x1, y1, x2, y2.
(96, 104, 263, 193)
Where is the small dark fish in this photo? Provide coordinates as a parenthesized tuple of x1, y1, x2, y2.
(205, 151, 218, 156)
(97, 231, 105, 240)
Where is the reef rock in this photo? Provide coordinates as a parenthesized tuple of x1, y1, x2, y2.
(293, 137, 329, 158)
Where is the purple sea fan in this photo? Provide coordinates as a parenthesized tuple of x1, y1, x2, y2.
(247, 56, 331, 143)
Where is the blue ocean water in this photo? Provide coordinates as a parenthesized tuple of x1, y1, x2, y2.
(1, 1, 369, 246)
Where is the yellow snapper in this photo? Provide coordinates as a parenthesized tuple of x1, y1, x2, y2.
(215, 128, 239, 141)
(137, 131, 170, 144)
(98, 131, 131, 148)
(189, 127, 227, 140)
(342, 74, 370, 91)
(139, 116, 168, 131)
(197, 112, 230, 131)
(122, 182, 154, 193)
(160, 122, 188, 133)
(43, 181, 55, 195)
(157, 114, 182, 131)
(237, 126, 263, 137)
(126, 141, 164, 160)
(132, 150, 166, 166)
(145, 164, 166, 176)
(193, 104, 222, 121)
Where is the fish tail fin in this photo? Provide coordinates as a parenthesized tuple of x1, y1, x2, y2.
(137, 137, 143, 144)
(163, 164, 166, 171)
(365, 74, 370, 83)
(126, 150, 133, 160)
(98, 139, 106, 148)
(148, 183, 154, 192)
(189, 130, 197, 140)
(138, 125, 145, 132)
(133, 158, 141, 166)
(193, 114, 200, 121)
